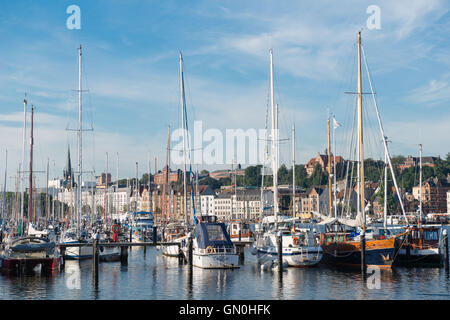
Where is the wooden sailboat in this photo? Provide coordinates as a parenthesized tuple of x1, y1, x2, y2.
(320, 32, 403, 270)
(1, 106, 61, 272)
(394, 144, 442, 266)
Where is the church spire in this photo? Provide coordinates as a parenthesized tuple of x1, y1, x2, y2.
(64, 144, 73, 187)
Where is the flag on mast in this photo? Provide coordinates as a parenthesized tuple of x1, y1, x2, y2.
(333, 117, 342, 129)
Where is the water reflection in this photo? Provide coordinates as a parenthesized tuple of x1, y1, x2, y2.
(0, 247, 449, 299)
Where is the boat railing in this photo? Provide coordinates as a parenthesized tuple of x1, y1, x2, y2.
(199, 245, 236, 255)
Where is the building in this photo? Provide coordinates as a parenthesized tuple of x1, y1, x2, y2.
(209, 169, 245, 180)
(419, 177, 450, 213)
(96, 173, 111, 187)
(153, 168, 181, 185)
(305, 153, 343, 177)
(398, 155, 439, 173)
(447, 190, 450, 214)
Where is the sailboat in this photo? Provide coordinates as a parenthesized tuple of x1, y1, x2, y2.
(253, 49, 323, 269)
(394, 144, 442, 266)
(1, 105, 61, 272)
(174, 52, 238, 268)
(60, 45, 94, 260)
(319, 32, 406, 270)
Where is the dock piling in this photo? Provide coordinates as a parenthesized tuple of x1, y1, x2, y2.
(92, 238, 99, 280)
(188, 236, 193, 268)
(277, 231, 283, 273)
(443, 229, 448, 271)
(153, 227, 157, 244)
(120, 245, 128, 266)
(360, 230, 366, 275)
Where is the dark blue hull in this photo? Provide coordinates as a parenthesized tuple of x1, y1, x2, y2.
(322, 247, 395, 269)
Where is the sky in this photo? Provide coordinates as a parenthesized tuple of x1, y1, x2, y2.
(0, 0, 449, 190)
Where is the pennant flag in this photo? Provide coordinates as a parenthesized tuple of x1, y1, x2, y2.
(333, 117, 342, 129)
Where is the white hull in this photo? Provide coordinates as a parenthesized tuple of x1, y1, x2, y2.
(64, 245, 93, 260)
(192, 252, 239, 269)
(256, 246, 322, 267)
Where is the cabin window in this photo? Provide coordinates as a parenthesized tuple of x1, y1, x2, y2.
(206, 225, 226, 241)
(424, 231, 438, 241)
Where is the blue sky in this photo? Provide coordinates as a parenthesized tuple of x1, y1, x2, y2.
(0, 0, 449, 189)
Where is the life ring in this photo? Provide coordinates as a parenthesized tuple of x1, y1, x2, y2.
(293, 237, 299, 245)
(206, 246, 214, 254)
(111, 224, 120, 233)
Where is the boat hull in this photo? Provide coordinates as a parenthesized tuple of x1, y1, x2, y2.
(1, 257, 61, 272)
(64, 245, 93, 260)
(256, 247, 323, 267)
(395, 248, 441, 267)
(192, 252, 239, 269)
(321, 238, 396, 269)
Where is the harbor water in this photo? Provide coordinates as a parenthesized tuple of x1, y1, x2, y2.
(0, 246, 449, 300)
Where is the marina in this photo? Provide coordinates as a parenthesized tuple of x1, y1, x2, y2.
(0, 1, 449, 307)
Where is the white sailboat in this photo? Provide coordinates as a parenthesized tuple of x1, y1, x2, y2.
(60, 45, 93, 260)
(253, 49, 323, 268)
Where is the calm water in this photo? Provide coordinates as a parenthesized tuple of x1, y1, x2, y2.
(0, 246, 450, 300)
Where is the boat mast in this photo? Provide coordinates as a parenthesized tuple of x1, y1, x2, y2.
(384, 139, 388, 229)
(333, 115, 338, 218)
(327, 115, 332, 216)
(1, 149, 7, 232)
(270, 49, 279, 230)
(103, 152, 108, 226)
(116, 152, 119, 216)
(180, 52, 188, 227)
(135, 161, 139, 213)
(77, 45, 82, 236)
(419, 144, 422, 226)
(29, 105, 34, 231)
(162, 125, 170, 224)
(292, 124, 295, 218)
(20, 96, 27, 235)
(259, 103, 269, 222)
(357, 31, 365, 230)
(147, 151, 151, 212)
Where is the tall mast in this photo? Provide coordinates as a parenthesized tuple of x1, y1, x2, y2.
(419, 144, 423, 226)
(357, 31, 365, 229)
(333, 115, 338, 218)
(116, 152, 119, 216)
(180, 52, 188, 226)
(29, 105, 34, 230)
(147, 151, 151, 212)
(1, 149, 7, 231)
(45, 158, 49, 227)
(270, 49, 279, 229)
(77, 45, 82, 235)
(327, 116, 332, 216)
(259, 103, 269, 221)
(383, 139, 388, 229)
(20, 96, 27, 235)
(292, 124, 295, 218)
(162, 126, 170, 223)
(103, 152, 108, 226)
(135, 161, 139, 213)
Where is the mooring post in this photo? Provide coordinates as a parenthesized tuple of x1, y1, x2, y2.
(188, 234, 193, 268)
(443, 229, 448, 271)
(60, 246, 66, 267)
(361, 230, 366, 275)
(238, 244, 245, 264)
(239, 222, 242, 242)
(93, 238, 99, 280)
(120, 245, 128, 266)
(277, 231, 283, 272)
(406, 231, 411, 262)
(153, 226, 157, 245)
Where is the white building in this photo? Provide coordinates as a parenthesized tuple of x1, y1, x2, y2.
(447, 190, 450, 214)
